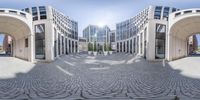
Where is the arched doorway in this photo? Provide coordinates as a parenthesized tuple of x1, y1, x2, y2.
(0, 9, 33, 62)
(167, 9, 200, 61)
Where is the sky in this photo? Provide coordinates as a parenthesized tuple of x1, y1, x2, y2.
(0, 0, 200, 45)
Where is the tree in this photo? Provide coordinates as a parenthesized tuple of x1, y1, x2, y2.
(94, 41, 97, 51)
(109, 43, 112, 51)
(88, 42, 93, 51)
(104, 42, 108, 51)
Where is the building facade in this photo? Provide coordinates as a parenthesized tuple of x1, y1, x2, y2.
(188, 35, 198, 54)
(83, 25, 111, 43)
(78, 37, 87, 52)
(116, 6, 179, 60)
(22, 6, 78, 61)
(109, 30, 116, 50)
(83, 25, 111, 51)
(3, 35, 12, 55)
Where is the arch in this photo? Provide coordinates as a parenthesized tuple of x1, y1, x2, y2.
(0, 9, 33, 62)
(167, 9, 200, 61)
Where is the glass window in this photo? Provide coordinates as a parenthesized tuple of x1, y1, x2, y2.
(58, 34, 61, 55)
(65, 38, 68, 54)
(155, 24, 166, 59)
(32, 7, 37, 15)
(154, 6, 162, 19)
(163, 7, 170, 20)
(25, 8, 29, 13)
(172, 8, 177, 13)
(25, 38, 28, 47)
(184, 10, 192, 14)
(39, 6, 47, 20)
(54, 28, 57, 57)
(35, 24, 45, 59)
(9, 10, 17, 14)
(175, 12, 181, 17)
(40, 16, 47, 19)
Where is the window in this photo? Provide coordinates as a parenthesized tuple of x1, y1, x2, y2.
(40, 16, 47, 19)
(32, 7, 37, 15)
(9, 10, 17, 14)
(25, 38, 28, 47)
(184, 10, 192, 14)
(58, 34, 61, 55)
(154, 6, 162, 19)
(54, 28, 57, 57)
(196, 10, 200, 12)
(163, 7, 170, 20)
(172, 8, 177, 12)
(33, 16, 38, 21)
(130, 40, 132, 53)
(155, 24, 166, 59)
(35, 24, 45, 59)
(20, 12, 26, 17)
(65, 38, 68, 54)
(32, 7, 38, 21)
(39, 6, 47, 20)
(140, 33, 143, 54)
(0, 10, 5, 12)
(175, 12, 181, 17)
(25, 8, 29, 13)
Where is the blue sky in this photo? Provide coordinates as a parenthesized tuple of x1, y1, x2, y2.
(0, 0, 200, 45)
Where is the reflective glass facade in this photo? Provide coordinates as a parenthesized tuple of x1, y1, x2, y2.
(155, 24, 166, 59)
(83, 25, 111, 43)
(35, 24, 45, 59)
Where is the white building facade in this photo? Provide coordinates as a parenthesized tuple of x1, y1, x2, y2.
(0, 6, 78, 62)
(116, 6, 180, 61)
(21, 6, 79, 62)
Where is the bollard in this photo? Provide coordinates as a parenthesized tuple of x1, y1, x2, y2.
(162, 59, 166, 67)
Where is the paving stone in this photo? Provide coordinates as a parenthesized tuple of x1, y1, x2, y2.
(0, 54, 200, 99)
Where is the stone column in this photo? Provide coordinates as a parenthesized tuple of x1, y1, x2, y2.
(28, 34, 34, 62)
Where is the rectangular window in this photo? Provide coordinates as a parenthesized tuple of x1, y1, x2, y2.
(9, 10, 17, 14)
(25, 38, 28, 47)
(0, 10, 5, 12)
(175, 12, 181, 17)
(40, 15, 47, 19)
(154, 6, 162, 19)
(54, 28, 57, 57)
(35, 24, 45, 59)
(20, 12, 26, 17)
(172, 8, 177, 12)
(39, 6, 47, 20)
(155, 24, 166, 59)
(25, 8, 29, 13)
(196, 10, 200, 12)
(140, 33, 143, 54)
(58, 34, 61, 55)
(65, 38, 68, 54)
(184, 10, 192, 14)
(33, 16, 38, 21)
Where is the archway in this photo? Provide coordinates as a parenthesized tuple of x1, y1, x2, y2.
(0, 9, 33, 62)
(167, 9, 200, 61)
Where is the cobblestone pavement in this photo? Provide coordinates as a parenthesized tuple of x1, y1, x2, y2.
(0, 54, 200, 100)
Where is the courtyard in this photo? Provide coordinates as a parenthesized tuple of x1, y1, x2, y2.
(0, 54, 200, 100)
